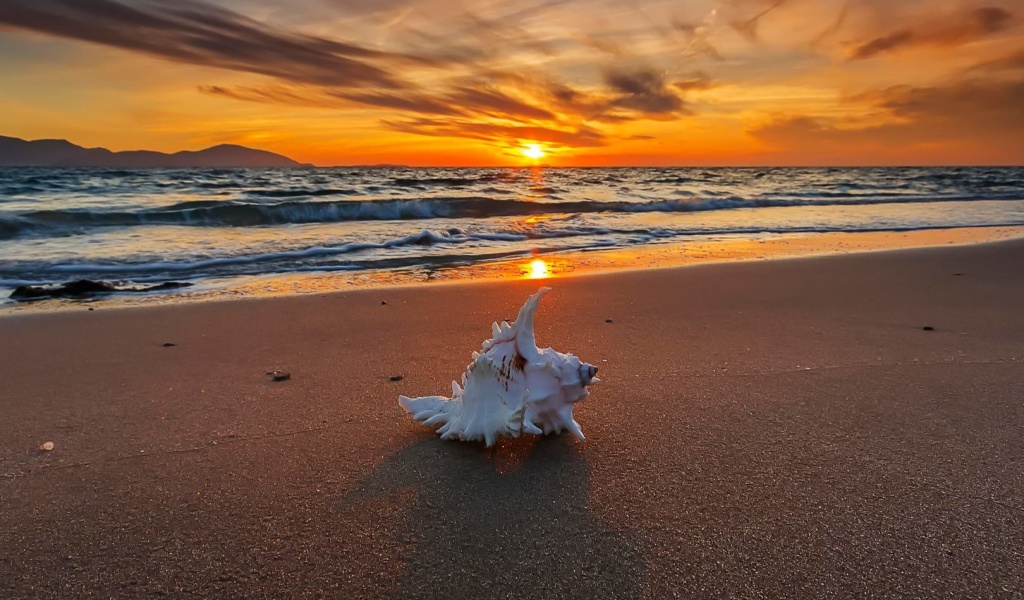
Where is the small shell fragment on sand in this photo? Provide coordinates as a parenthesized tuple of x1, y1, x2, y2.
(267, 370, 291, 381)
(40, 441, 55, 451)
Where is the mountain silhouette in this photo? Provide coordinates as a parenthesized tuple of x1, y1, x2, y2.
(0, 135, 308, 167)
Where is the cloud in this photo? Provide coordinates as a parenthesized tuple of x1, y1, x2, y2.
(867, 78, 1024, 131)
(199, 85, 348, 109)
(383, 117, 608, 147)
(670, 16, 724, 61)
(200, 81, 564, 122)
(749, 73, 1024, 161)
(849, 30, 914, 60)
(849, 6, 1015, 60)
(673, 71, 716, 92)
(442, 86, 557, 121)
(603, 68, 688, 117)
(729, 0, 791, 42)
(968, 48, 1024, 74)
(0, 0, 416, 88)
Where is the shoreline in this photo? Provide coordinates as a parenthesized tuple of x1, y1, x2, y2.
(1, 238, 1022, 597)
(4, 224, 1024, 316)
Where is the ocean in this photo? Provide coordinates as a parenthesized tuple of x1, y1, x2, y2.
(1, 166, 1023, 304)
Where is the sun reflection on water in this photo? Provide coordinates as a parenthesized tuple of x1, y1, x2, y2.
(528, 258, 549, 279)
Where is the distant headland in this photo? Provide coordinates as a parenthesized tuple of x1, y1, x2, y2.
(0, 135, 309, 168)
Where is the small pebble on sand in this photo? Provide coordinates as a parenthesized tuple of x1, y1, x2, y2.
(390, 375, 404, 382)
(162, 342, 176, 347)
(922, 326, 935, 331)
(267, 370, 291, 381)
(605, 319, 613, 323)
(41, 442, 55, 452)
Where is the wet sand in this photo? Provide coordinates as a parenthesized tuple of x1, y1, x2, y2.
(1, 240, 1022, 598)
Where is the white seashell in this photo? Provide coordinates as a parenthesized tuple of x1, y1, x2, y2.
(398, 288, 599, 447)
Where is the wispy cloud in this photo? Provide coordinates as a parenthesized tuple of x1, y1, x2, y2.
(849, 6, 1015, 60)
(729, 0, 791, 42)
(0, 0, 416, 88)
(383, 117, 608, 147)
(749, 72, 1024, 163)
(968, 48, 1024, 74)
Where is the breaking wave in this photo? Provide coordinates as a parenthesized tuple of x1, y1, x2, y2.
(3, 193, 1022, 239)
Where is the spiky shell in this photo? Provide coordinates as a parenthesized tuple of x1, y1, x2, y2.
(398, 288, 599, 447)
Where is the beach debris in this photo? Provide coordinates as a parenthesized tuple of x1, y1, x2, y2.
(40, 441, 55, 452)
(922, 326, 935, 331)
(162, 342, 176, 347)
(389, 375, 404, 382)
(266, 370, 291, 382)
(399, 288, 599, 447)
(9, 279, 192, 301)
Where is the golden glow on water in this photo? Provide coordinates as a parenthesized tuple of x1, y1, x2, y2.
(528, 258, 549, 279)
(8, 227, 1024, 315)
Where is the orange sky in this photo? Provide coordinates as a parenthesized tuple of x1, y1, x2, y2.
(0, 0, 1022, 166)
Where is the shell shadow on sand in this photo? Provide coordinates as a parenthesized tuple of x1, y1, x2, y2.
(337, 434, 644, 599)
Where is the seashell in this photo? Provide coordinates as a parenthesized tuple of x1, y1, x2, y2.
(398, 287, 599, 447)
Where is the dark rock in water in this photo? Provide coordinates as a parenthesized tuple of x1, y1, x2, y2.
(389, 375, 404, 382)
(162, 343, 176, 347)
(9, 280, 193, 301)
(267, 370, 291, 382)
(922, 326, 935, 331)
(12, 280, 116, 299)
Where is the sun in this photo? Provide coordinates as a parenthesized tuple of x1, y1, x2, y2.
(520, 143, 545, 160)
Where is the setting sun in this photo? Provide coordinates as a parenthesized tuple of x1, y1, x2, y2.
(520, 144, 545, 160)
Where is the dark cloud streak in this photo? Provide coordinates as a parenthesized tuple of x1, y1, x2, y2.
(850, 30, 914, 60)
(849, 6, 1015, 60)
(604, 68, 688, 117)
(0, 0, 407, 88)
(731, 0, 790, 42)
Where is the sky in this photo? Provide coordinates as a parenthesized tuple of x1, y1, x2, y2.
(0, 0, 1022, 166)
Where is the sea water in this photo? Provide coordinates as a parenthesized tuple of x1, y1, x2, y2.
(1, 166, 1023, 303)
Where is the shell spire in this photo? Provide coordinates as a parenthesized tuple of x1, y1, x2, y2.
(513, 287, 549, 362)
(398, 288, 598, 447)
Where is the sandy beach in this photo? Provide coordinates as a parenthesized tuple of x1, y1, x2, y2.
(1, 239, 1022, 598)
